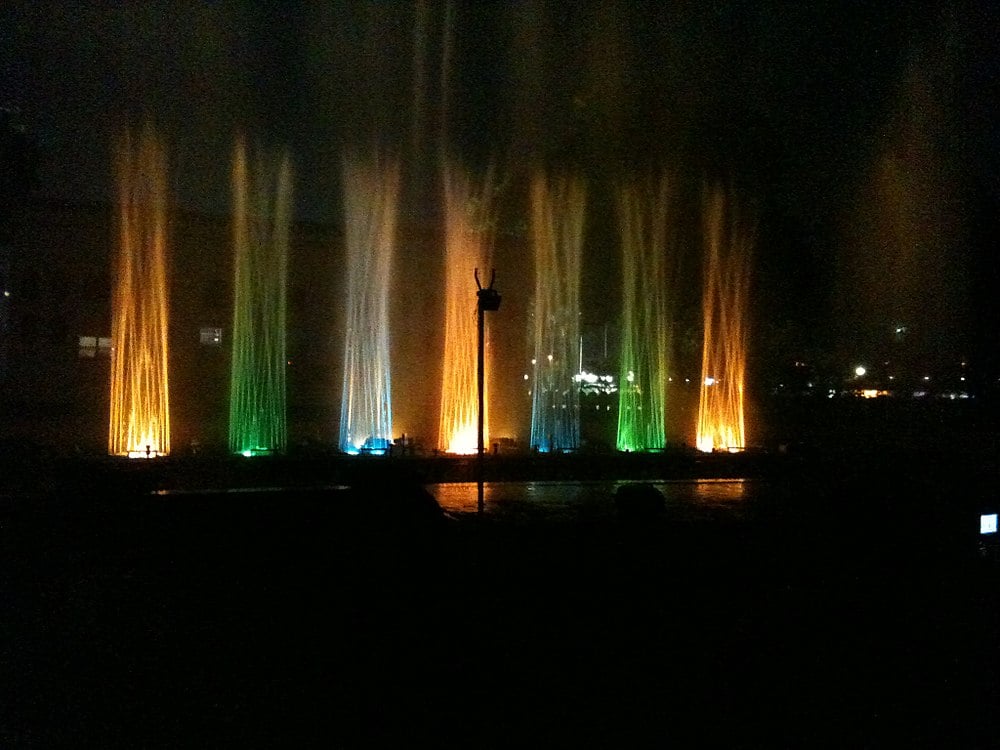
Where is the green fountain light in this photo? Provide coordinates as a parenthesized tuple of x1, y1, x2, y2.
(228, 138, 292, 456)
(615, 175, 671, 452)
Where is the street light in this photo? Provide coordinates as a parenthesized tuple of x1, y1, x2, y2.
(475, 268, 501, 458)
(475, 268, 500, 514)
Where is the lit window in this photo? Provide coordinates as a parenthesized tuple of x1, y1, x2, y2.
(79, 335, 111, 358)
(200, 327, 223, 346)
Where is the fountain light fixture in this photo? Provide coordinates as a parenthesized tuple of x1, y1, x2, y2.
(240, 447, 275, 458)
(126, 445, 159, 459)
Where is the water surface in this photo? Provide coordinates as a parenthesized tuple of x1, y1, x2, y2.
(428, 478, 755, 524)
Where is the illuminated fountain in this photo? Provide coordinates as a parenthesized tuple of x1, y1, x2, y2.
(529, 171, 585, 452)
(696, 187, 752, 453)
(438, 162, 497, 454)
(228, 138, 292, 456)
(339, 152, 400, 455)
(108, 123, 171, 457)
(616, 175, 671, 452)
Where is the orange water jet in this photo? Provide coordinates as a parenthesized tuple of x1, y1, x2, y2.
(696, 188, 752, 453)
(108, 123, 171, 457)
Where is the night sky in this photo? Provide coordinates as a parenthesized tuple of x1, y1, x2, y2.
(2, 0, 997, 381)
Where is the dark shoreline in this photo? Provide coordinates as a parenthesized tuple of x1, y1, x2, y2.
(2, 435, 997, 499)
(2, 435, 997, 747)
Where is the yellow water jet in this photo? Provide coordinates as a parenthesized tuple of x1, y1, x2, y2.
(108, 124, 171, 457)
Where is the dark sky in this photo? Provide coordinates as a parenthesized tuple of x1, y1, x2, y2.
(2, 0, 997, 376)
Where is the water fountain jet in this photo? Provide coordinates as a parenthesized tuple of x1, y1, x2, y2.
(529, 170, 585, 452)
(438, 162, 497, 454)
(228, 138, 292, 456)
(696, 187, 752, 453)
(108, 123, 170, 458)
(615, 175, 671, 452)
(339, 152, 400, 455)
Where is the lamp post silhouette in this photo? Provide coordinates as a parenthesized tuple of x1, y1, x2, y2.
(475, 268, 501, 456)
(475, 268, 500, 512)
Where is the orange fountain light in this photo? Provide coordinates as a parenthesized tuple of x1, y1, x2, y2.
(696, 187, 752, 453)
(109, 123, 171, 458)
(438, 161, 497, 454)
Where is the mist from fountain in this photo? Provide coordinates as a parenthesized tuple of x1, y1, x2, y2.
(438, 162, 497, 454)
(696, 187, 752, 453)
(339, 152, 400, 455)
(615, 175, 671, 452)
(228, 138, 292, 456)
(108, 123, 171, 458)
(529, 171, 585, 452)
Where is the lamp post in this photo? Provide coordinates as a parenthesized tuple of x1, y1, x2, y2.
(475, 268, 501, 512)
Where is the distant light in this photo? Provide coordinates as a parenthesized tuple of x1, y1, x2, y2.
(523, 374, 529, 380)
(855, 366, 866, 377)
(981, 514, 998, 535)
(547, 354, 553, 362)
(242, 450, 253, 458)
(530, 358, 536, 365)
(2, 290, 9, 297)
(923, 375, 930, 381)
(626, 370, 635, 383)
(704, 376, 716, 386)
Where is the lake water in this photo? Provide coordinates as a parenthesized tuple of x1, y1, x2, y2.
(428, 478, 755, 524)
(3, 466, 997, 748)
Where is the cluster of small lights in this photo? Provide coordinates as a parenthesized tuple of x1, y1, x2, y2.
(571, 370, 617, 394)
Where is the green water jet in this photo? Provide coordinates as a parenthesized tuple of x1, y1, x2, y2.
(616, 175, 672, 452)
(228, 138, 292, 455)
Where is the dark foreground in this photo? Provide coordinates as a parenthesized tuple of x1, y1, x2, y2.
(1, 451, 998, 748)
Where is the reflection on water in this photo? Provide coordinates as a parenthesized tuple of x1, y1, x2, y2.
(428, 479, 753, 524)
